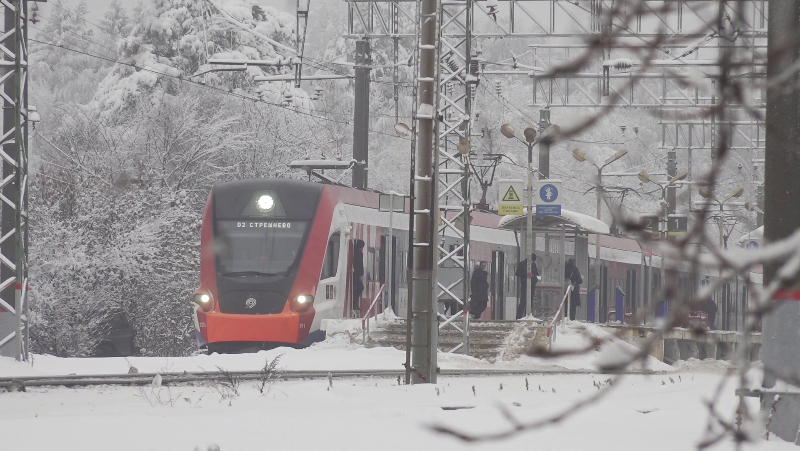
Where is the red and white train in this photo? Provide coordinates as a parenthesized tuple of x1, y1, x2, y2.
(191, 178, 759, 352)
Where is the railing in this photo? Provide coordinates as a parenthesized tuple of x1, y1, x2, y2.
(547, 284, 574, 349)
(362, 284, 386, 343)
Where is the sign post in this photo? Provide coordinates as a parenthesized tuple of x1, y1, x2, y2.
(535, 179, 562, 216)
(498, 179, 524, 215)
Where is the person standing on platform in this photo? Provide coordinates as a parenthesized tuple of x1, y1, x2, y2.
(469, 261, 490, 319)
(515, 254, 540, 319)
(565, 258, 583, 320)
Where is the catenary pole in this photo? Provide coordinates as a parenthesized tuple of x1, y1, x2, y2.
(351, 39, 371, 190)
(761, 0, 800, 440)
(410, 0, 438, 384)
(0, 0, 28, 361)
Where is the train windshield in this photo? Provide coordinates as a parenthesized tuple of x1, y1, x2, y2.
(215, 220, 308, 275)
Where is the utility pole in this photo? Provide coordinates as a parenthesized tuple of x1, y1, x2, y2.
(666, 149, 677, 218)
(0, 0, 29, 361)
(761, 0, 800, 442)
(351, 39, 371, 190)
(391, 1, 399, 123)
(410, 0, 438, 384)
(756, 183, 764, 228)
(537, 109, 551, 179)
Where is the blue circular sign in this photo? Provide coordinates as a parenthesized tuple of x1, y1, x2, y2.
(746, 240, 760, 249)
(539, 184, 559, 203)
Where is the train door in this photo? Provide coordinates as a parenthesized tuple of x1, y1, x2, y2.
(721, 282, 731, 330)
(599, 264, 609, 322)
(625, 268, 637, 317)
(315, 231, 342, 321)
(379, 234, 398, 312)
(350, 236, 366, 315)
(491, 250, 505, 319)
(344, 231, 366, 318)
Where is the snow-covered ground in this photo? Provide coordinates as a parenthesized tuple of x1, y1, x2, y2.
(0, 322, 791, 450)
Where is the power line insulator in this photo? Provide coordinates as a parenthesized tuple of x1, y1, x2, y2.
(446, 56, 459, 73)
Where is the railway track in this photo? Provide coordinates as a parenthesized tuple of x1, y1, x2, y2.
(0, 368, 666, 389)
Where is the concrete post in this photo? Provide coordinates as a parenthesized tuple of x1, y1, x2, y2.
(762, 0, 800, 441)
(351, 39, 371, 190)
(410, 0, 438, 384)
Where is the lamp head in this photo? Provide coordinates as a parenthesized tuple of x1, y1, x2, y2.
(604, 149, 628, 166)
(394, 123, 411, 136)
(523, 126, 538, 143)
(637, 171, 651, 183)
(669, 171, 688, 185)
(500, 124, 516, 139)
(731, 186, 744, 198)
(572, 148, 586, 162)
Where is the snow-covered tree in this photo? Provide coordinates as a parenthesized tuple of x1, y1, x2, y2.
(91, 0, 298, 114)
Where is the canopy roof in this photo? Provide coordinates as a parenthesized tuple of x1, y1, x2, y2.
(498, 208, 610, 235)
(738, 225, 763, 246)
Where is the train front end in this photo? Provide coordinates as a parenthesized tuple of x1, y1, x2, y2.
(192, 179, 328, 352)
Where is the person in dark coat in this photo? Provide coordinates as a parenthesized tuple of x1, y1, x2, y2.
(515, 254, 540, 319)
(469, 261, 490, 319)
(352, 240, 365, 312)
(565, 258, 583, 320)
(703, 297, 718, 330)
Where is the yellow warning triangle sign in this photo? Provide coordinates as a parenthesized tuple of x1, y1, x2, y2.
(502, 185, 521, 202)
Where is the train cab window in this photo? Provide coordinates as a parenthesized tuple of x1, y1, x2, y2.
(321, 232, 341, 280)
(216, 220, 308, 275)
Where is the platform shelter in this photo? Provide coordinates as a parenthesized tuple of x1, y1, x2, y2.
(498, 209, 609, 321)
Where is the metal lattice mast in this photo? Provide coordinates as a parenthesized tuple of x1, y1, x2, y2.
(435, 0, 474, 355)
(0, 0, 29, 361)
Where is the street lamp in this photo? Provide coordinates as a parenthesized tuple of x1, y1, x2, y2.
(699, 186, 744, 248)
(744, 201, 764, 215)
(638, 170, 688, 236)
(501, 123, 538, 295)
(574, 148, 628, 220)
(573, 148, 628, 322)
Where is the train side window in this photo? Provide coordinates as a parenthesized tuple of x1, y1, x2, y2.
(321, 232, 341, 280)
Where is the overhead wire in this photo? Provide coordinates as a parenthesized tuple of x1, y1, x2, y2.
(29, 37, 411, 143)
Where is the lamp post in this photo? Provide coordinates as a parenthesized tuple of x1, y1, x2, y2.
(638, 170, 688, 324)
(638, 170, 690, 238)
(697, 186, 744, 332)
(501, 124, 538, 301)
(573, 148, 628, 322)
(698, 186, 745, 249)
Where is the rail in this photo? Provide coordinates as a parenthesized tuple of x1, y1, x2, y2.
(547, 284, 573, 349)
(0, 367, 667, 390)
(362, 284, 386, 343)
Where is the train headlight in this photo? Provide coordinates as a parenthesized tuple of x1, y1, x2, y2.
(192, 292, 214, 312)
(256, 194, 275, 212)
(291, 294, 314, 312)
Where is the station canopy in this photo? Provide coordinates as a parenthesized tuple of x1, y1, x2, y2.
(498, 208, 610, 235)
(738, 225, 763, 247)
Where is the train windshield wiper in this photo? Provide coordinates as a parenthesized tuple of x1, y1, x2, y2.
(222, 271, 277, 277)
